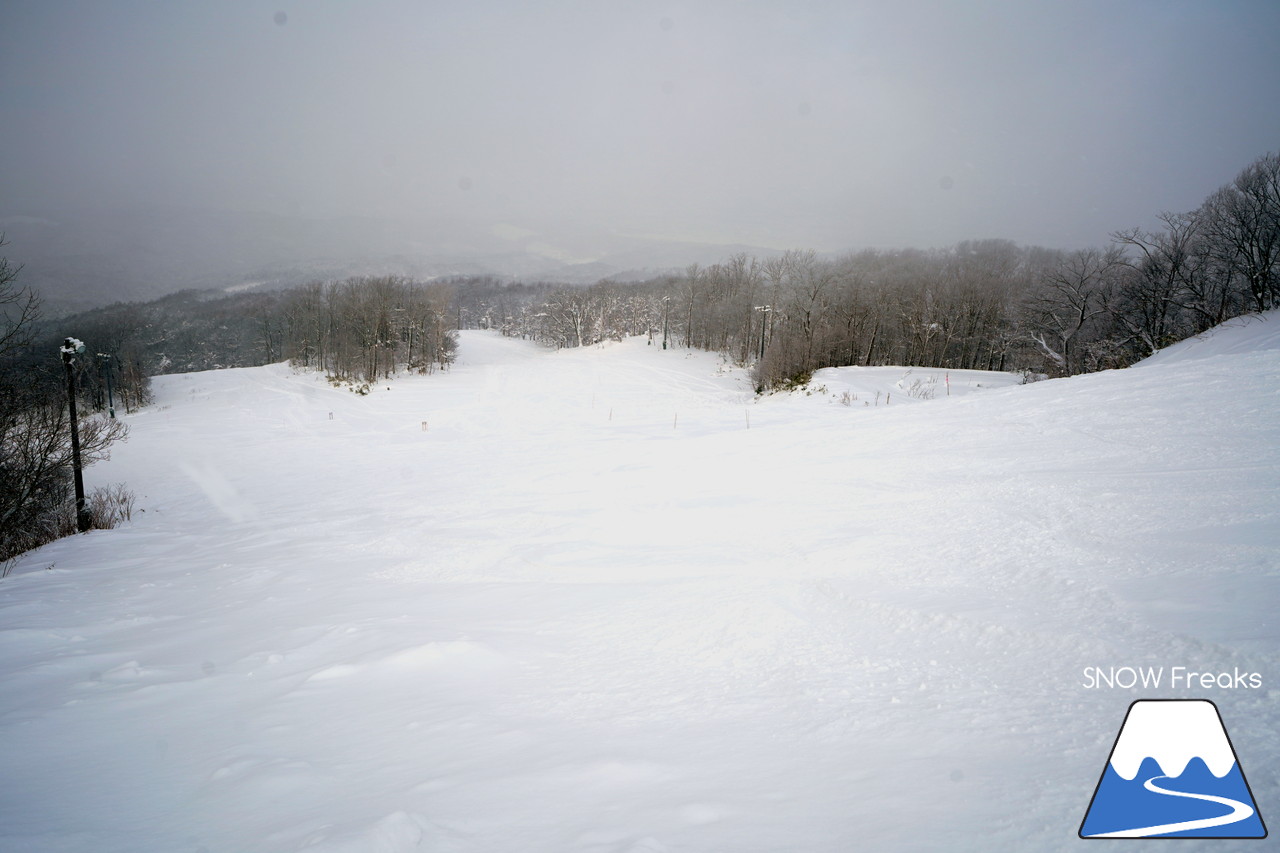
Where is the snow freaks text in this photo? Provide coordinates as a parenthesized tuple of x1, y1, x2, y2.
(1082, 666, 1263, 690)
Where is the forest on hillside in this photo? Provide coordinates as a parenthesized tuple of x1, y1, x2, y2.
(20, 150, 1280, 393)
(469, 150, 1280, 390)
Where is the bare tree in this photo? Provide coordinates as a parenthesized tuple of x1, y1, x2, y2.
(944, 239, 1025, 369)
(0, 236, 38, 364)
(1199, 151, 1280, 313)
(1026, 247, 1124, 375)
(679, 263, 703, 349)
(785, 250, 834, 372)
(826, 253, 875, 367)
(1110, 213, 1201, 355)
(2, 397, 128, 564)
(540, 287, 593, 349)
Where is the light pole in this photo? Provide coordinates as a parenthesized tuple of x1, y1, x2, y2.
(754, 305, 772, 361)
(97, 352, 116, 418)
(61, 337, 91, 533)
(393, 307, 412, 371)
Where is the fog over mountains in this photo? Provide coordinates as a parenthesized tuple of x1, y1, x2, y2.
(1, 207, 780, 316)
(6, 3, 1278, 321)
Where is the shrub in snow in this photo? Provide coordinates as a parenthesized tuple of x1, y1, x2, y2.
(86, 483, 137, 530)
(1, 405, 128, 571)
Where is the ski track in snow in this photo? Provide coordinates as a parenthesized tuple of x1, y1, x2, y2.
(1, 317, 1279, 852)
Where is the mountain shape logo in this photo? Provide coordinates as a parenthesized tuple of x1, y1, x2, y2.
(1080, 700, 1267, 838)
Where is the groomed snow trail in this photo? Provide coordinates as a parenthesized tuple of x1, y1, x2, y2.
(2, 319, 1278, 852)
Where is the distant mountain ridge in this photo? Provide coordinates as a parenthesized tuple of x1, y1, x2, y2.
(0, 207, 782, 316)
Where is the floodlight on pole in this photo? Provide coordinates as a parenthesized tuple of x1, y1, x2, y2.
(97, 352, 116, 418)
(754, 305, 772, 361)
(61, 337, 91, 533)
(662, 295, 671, 350)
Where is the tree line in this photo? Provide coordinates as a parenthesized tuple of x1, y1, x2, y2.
(30, 275, 461, 386)
(1, 272, 460, 567)
(276, 276, 458, 385)
(472, 150, 1278, 390)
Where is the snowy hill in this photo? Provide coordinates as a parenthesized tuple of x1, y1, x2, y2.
(1134, 311, 1280, 367)
(2, 317, 1278, 851)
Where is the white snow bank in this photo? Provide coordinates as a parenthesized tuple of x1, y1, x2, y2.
(1135, 310, 1280, 367)
(804, 364, 1023, 408)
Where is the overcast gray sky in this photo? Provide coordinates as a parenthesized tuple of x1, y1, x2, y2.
(2, 0, 1278, 254)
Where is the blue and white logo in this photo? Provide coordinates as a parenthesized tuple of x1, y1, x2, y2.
(1080, 700, 1266, 838)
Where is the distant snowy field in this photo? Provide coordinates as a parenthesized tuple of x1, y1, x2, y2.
(2, 314, 1278, 852)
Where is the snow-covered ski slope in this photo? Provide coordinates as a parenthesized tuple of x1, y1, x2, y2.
(2, 314, 1277, 852)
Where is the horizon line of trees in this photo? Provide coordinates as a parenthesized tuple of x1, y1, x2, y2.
(26, 148, 1276, 394)
(21, 275, 462, 389)
(468, 150, 1277, 390)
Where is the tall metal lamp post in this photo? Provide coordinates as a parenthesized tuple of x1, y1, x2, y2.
(97, 352, 116, 418)
(754, 305, 772, 361)
(61, 337, 91, 532)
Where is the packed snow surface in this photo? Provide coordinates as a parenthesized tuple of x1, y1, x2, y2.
(3, 314, 1278, 851)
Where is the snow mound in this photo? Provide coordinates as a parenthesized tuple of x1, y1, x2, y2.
(807, 364, 1022, 407)
(1135, 311, 1280, 368)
